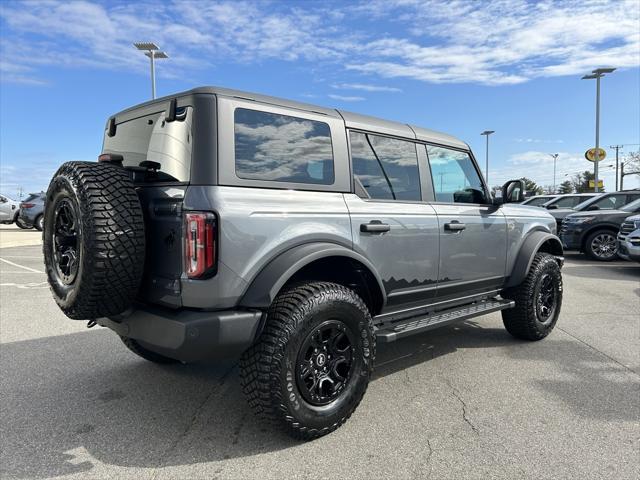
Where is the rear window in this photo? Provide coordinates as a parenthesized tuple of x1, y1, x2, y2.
(234, 108, 334, 185)
(102, 107, 193, 182)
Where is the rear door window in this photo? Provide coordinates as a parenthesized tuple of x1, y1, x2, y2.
(234, 108, 334, 185)
(350, 131, 421, 201)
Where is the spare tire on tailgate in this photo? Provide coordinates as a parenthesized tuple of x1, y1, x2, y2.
(43, 161, 145, 319)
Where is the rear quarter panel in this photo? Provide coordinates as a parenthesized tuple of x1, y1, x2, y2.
(182, 186, 352, 309)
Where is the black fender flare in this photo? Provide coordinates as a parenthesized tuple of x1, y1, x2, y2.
(504, 231, 563, 288)
(239, 242, 387, 309)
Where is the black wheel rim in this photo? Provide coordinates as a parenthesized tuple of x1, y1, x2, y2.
(51, 198, 80, 285)
(535, 274, 556, 324)
(591, 233, 617, 259)
(296, 320, 356, 406)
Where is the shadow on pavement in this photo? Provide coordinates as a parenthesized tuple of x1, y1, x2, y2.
(1, 320, 638, 479)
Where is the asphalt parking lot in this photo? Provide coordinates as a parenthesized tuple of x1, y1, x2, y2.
(1, 230, 638, 480)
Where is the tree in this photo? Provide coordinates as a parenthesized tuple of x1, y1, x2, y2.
(621, 151, 640, 189)
(558, 180, 573, 194)
(571, 170, 605, 193)
(521, 177, 543, 196)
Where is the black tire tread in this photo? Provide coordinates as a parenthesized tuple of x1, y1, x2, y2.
(44, 161, 145, 319)
(501, 252, 562, 340)
(239, 281, 375, 440)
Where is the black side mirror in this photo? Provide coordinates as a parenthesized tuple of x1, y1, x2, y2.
(587, 205, 600, 211)
(546, 204, 558, 210)
(498, 179, 525, 204)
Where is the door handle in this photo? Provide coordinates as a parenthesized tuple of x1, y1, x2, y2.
(360, 221, 391, 233)
(444, 221, 466, 232)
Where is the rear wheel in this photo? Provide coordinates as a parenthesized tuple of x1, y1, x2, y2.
(239, 282, 375, 440)
(584, 229, 618, 261)
(501, 253, 563, 341)
(43, 161, 145, 319)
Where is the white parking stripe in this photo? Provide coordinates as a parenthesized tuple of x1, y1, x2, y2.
(0, 257, 44, 274)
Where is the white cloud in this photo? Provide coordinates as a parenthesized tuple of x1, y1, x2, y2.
(328, 94, 366, 102)
(0, 0, 638, 87)
(331, 83, 402, 92)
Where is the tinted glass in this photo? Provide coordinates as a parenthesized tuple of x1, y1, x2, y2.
(551, 196, 580, 208)
(234, 108, 334, 185)
(103, 107, 193, 182)
(350, 131, 420, 201)
(622, 198, 640, 212)
(427, 146, 486, 203)
(591, 194, 629, 210)
(525, 197, 552, 206)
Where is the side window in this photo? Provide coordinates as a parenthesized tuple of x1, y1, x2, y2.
(553, 196, 577, 208)
(234, 108, 334, 185)
(350, 131, 421, 201)
(427, 146, 487, 203)
(593, 194, 627, 210)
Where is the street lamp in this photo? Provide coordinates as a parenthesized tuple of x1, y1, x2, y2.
(133, 42, 169, 100)
(581, 67, 616, 192)
(549, 153, 559, 193)
(480, 130, 495, 184)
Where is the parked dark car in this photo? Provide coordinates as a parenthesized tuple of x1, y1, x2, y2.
(550, 190, 640, 227)
(18, 192, 45, 231)
(560, 198, 640, 261)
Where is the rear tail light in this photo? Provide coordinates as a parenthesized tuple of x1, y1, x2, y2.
(185, 212, 216, 279)
(21, 203, 35, 209)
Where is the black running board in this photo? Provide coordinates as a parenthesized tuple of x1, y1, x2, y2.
(375, 298, 515, 343)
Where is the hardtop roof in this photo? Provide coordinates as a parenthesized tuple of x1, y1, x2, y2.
(114, 85, 469, 149)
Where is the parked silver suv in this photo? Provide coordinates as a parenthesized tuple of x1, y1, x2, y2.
(43, 87, 563, 440)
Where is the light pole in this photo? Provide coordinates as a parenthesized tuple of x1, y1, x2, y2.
(581, 67, 615, 192)
(480, 130, 495, 185)
(133, 42, 169, 99)
(549, 153, 559, 193)
(609, 145, 623, 191)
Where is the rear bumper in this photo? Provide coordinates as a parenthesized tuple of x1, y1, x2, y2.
(97, 304, 263, 362)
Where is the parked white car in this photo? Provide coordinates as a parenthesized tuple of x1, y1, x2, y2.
(617, 214, 640, 262)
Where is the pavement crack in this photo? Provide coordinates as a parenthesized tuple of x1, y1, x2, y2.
(445, 380, 479, 435)
(149, 363, 237, 480)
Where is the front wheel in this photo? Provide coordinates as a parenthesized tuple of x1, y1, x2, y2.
(501, 253, 563, 341)
(239, 282, 375, 440)
(584, 229, 618, 261)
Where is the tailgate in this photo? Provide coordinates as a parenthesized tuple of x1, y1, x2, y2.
(136, 185, 186, 308)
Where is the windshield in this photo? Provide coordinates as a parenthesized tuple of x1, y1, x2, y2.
(574, 194, 605, 210)
(622, 198, 640, 212)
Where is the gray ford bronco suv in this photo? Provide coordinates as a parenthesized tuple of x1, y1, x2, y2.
(43, 87, 563, 440)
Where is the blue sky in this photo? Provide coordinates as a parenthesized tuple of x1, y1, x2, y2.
(1, 0, 639, 198)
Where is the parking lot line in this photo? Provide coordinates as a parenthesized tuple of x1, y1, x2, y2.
(0, 257, 44, 274)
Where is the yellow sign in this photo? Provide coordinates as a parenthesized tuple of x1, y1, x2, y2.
(585, 148, 606, 162)
(588, 180, 604, 188)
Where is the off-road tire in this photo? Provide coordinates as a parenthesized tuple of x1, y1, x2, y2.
(501, 252, 562, 340)
(34, 214, 44, 231)
(120, 336, 179, 364)
(15, 216, 29, 229)
(239, 282, 375, 440)
(584, 229, 618, 261)
(43, 161, 145, 319)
